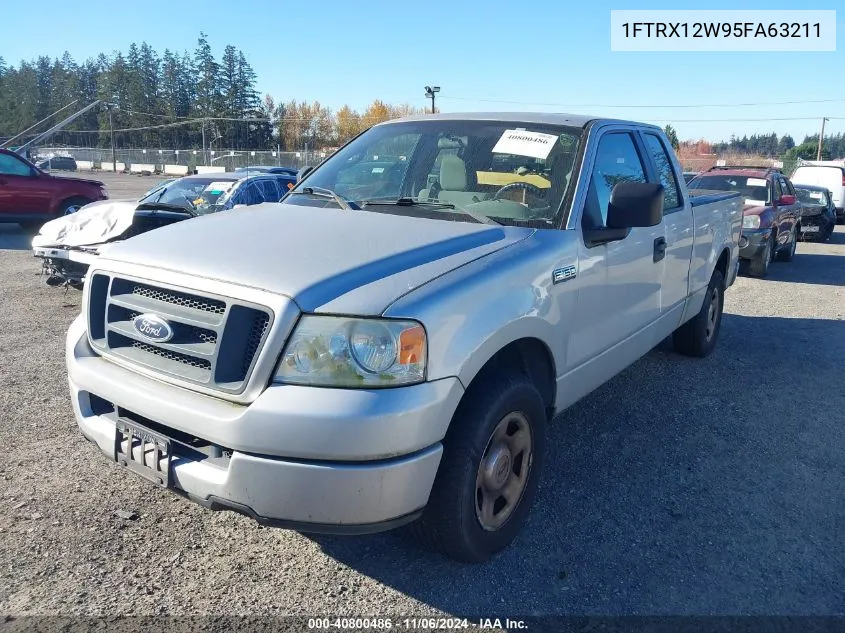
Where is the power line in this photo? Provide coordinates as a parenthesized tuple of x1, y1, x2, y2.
(643, 116, 845, 123)
(439, 95, 845, 109)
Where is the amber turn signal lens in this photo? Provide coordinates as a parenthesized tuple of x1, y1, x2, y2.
(398, 325, 426, 365)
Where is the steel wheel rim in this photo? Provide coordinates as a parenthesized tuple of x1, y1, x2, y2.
(475, 411, 533, 531)
(705, 286, 720, 341)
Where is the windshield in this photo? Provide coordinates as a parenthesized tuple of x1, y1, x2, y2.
(796, 188, 829, 206)
(689, 174, 771, 205)
(283, 119, 583, 226)
(138, 177, 237, 212)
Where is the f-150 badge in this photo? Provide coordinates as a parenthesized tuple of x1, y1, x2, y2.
(552, 265, 577, 284)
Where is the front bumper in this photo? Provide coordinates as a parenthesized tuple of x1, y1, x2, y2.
(67, 315, 463, 531)
(799, 213, 834, 237)
(738, 228, 771, 260)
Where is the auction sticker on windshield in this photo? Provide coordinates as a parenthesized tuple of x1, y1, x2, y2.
(492, 129, 558, 159)
(204, 181, 235, 194)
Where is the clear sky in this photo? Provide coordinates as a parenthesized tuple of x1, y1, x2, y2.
(2, 0, 842, 143)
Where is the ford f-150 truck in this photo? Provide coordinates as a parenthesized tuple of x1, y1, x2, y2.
(66, 113, 742, 562)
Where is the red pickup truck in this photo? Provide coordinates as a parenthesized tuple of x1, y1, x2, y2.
(0, 149, 108, 231)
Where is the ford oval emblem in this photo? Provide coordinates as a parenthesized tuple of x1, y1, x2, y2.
(132, 313, 174, 343)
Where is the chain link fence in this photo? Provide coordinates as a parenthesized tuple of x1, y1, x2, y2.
(34, 147, 332, 172)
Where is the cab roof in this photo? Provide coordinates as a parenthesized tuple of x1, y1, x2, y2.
(382, 112, 661, 131)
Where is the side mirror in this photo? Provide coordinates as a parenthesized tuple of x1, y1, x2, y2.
(297, 165, 314, 182)
(778, 194, 796, 205)
(606, 182, 665, 229)
(584, 182, 664, 248)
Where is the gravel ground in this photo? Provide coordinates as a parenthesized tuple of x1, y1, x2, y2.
(0, 211, 843, 617)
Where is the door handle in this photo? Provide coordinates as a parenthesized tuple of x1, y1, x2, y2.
(653, 237, 667, 263)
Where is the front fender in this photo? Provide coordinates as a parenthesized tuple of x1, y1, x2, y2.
(384, 230, 577, 389)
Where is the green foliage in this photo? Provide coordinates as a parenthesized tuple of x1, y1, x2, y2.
(0, 34, 263, 150)
(663, 125, 680, 151)
(784, 141, 830, 163)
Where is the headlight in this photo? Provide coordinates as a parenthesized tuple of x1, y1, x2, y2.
(742, 215, 761, 229)
(274, 316, 426, 387)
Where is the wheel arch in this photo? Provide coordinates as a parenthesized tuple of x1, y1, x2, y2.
(459, 335, 557, 420)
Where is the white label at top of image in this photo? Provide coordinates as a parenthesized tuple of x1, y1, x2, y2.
(493, 130, 559, 159)
(611, 10, 836, 52)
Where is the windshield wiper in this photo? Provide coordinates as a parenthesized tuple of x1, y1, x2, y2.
(289, 186, 358, 210)
(136, 201, 197, 217)
(361, 197, 499, 225)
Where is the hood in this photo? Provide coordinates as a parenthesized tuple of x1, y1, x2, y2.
(32, 199, 138, 248)
(742, 202, 770, 216)
(47, 174, 105, 187)
(102, 202, 533, 314)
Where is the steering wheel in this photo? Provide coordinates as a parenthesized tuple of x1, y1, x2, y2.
(493, 181, 545, 201)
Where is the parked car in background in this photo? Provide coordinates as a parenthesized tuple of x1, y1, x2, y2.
(683, 171, 699, 184)
(0, 148, 107, 231)
(234, 165, 298, 176)
(794, 184, 836, 241)
(65, 113, 742, 562)
(36, 155, 78, 172)
(32, 172, 290, 287)
(688, 166, 801, 277)
(233, 166, 297, 191)
(790, 162, 845, 224)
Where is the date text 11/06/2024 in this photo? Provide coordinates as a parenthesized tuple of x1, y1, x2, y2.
(307, 617, 528, 630)
(621, 22, 821, 38)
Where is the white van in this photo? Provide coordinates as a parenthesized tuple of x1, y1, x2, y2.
(791, 162, 845, 222)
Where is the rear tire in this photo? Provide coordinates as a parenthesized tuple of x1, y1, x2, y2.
(673, 269, 724, 358)
(776, 225, 797, 262)
(412, 371, 547, 562)
(749, 234, 773, 277)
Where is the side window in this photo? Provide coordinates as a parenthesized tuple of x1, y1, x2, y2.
(255, 179, 280, 202)
(643, 133, 681, 211)
(234, 183, 262, 206)
(581, 133, 647, 229)
(0, 153, 34, 177)
(774, 178, 784, 200)
(783, 178, 795, 196)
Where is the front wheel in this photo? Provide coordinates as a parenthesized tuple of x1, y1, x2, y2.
(413, 372, 547, 562)
(749, 233, 774, 277)
(776, 225, 797, 262)
(59, 197, 91, 216)
(673, 269, 724, 358)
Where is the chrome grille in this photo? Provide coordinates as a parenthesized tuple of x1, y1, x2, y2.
(128, 282, 226, 313)
(88, 273, 273, 394)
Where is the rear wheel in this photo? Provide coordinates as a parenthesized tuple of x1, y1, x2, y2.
(673, 269, 724, 358)
(749, 234, 774, 277)
(413, 371, 547, 562)
(776, 225, 797, 262)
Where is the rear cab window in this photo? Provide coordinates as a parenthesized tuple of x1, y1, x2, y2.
(642, 133, 682, 212)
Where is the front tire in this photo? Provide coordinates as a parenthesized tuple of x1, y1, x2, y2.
(749, 233, 774, 277)
(776, 225, 797, 262)
(59, 197, 91, 216)
(673, 269, 724, 358)
(413, 372, 547, 562)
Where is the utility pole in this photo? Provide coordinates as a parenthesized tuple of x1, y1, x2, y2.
(424, 85, 440, 114)
(816, 117, 829, 161)
(105, 103, 117, 172)
(201, 119, 208, 166)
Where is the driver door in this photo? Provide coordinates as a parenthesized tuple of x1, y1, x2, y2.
(0, 152, 51, 218)
(567, 130, 665, 369)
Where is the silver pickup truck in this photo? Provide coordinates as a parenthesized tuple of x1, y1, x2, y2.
(66, 113, 742, 562)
